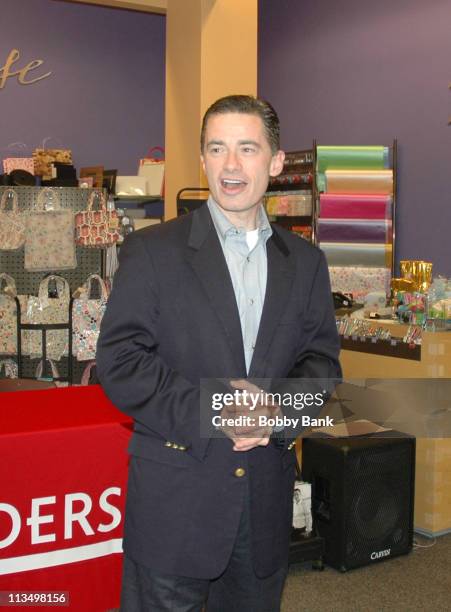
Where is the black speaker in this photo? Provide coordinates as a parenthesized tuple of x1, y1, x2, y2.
(302, 431, 415, 571)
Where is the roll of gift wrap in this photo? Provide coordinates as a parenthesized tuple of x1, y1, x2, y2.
(321, 243, 392, 267)
(319, 194, 392, 220)
(329, 267, 391, 300)
(318, 219, 392, 244)
(317, 146, 389, 172)
(325, 170, 393, 195)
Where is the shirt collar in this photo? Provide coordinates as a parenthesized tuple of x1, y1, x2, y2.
(207, 196, 272, 243)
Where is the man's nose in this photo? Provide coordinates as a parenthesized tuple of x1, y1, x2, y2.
(224, 151, 241, 172)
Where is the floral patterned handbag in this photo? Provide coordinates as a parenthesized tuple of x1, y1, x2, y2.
(3, 157, 35, 175)
(75, 190, 120, 248)
(72, 274, 109, 361)
(32, 148, 72, 179)
(0, 188, 26, 251)
(20, 275, 70, 360)
(0, 358, 18, 378)
(0, 273, 18, 355)
(25, 187, 77, 271)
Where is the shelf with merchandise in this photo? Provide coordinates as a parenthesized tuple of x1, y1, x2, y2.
(264, 145, 317, 242)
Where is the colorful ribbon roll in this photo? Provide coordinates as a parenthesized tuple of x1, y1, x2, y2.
(325, 170, 393, 195)
(318, 219, 392, 244)
(316, 146, 389, 172)
(319, 194, 392, 220)
(329, 266, 391, 300)
(321, 242, 392, 267)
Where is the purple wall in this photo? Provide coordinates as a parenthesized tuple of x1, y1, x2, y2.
(1, 0, 165, 175)
(258, 0, 451, 275)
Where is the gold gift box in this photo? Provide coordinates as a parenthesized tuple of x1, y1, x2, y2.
(399, 260, 433, 292)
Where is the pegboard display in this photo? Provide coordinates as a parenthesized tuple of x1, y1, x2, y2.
(0, 186, 106, 384)
(0, 186, 104, 295)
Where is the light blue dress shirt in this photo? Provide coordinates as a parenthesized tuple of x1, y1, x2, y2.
(207, 197, 273, 373)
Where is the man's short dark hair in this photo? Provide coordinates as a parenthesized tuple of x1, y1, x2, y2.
(200, 95, 280, 154)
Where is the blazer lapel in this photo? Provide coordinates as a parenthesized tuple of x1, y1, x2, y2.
(186, 206, 247, 376)
(248, 228, 296, 378)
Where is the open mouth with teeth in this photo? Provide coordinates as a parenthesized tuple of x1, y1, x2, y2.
(220, 178, 248, 194)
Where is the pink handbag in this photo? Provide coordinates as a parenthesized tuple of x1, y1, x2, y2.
(75, 191, 120, 248)
(3, 158, 35, 175)
(80, 360, 97, 385)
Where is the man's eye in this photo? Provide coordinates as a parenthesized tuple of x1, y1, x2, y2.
(210, 147, 222, 154)
(242, 147, 256, 154)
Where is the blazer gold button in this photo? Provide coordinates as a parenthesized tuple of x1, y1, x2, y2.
(172, 443, 179, 450)
(164, 441, 172, 447)
(234, 468, 246, 478)
(178, 446, 186, 451)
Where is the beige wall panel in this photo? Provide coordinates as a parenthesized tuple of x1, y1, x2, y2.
(165, 0, 257, 218)
(200, 0, 257, 112)
(165, 0, 203, 218)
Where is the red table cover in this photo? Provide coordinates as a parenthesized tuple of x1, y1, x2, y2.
(0, 386, 132, 611)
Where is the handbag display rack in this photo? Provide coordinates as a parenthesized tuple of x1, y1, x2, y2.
(0, 186, 107, 385)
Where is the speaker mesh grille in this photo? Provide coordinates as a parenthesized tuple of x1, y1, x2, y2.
(345, 444, 412, 562)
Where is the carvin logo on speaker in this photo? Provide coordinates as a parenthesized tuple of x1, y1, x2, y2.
(370, 548, 391, 560)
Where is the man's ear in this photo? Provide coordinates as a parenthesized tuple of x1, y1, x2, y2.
(269, 150, 285, 177)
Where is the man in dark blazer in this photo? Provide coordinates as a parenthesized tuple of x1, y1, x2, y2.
(96, 95, 341, 611)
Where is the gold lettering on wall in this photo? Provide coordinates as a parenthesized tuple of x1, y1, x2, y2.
(0, 49, 52, 90)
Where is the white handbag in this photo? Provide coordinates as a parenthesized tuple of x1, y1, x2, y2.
(35, 359, 68, 388)
(0, 188, 26, 251)
(137, 147, 165, 196)
(20, 275, 70, 360)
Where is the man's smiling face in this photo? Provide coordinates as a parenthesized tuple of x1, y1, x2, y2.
(201, 112, 284, 218)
